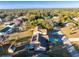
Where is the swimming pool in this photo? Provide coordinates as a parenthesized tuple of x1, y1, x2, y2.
(0, 27, 11, 33)
(0, 27, 13, 34)
(49, 37, 62, 43)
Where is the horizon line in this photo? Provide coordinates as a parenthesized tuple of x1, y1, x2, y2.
(1, 7, 79, 9)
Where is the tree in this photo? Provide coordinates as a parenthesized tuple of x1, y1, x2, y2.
(47, 46, 70, 57)
(5, 16, 13, 21)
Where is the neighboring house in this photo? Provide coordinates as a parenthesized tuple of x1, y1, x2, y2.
(72, 17, 79, 21)
(65, 22, 76, 27)
(4, 22, 10, 25)
(6, 23, 16, 28)
(13, 19, 23, 26)
(61, 26, 79, 42)
(53, 16, 59, 19)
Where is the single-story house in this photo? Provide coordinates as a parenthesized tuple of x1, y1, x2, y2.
(72, 17, 79, 21)
(13, 18, 23, 26)
(65, 22, 76, 27)
(61, 26, 79, 42)
(4, 22, 11, 25)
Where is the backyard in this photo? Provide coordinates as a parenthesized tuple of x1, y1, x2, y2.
(61, 26, 79, 38)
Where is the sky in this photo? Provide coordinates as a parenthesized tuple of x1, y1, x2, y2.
(0, 1, 79, 9)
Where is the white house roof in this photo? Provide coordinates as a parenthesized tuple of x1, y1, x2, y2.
(73, 17, 79, 21)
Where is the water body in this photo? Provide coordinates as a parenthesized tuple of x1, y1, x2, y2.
(0, 27, 11, 33)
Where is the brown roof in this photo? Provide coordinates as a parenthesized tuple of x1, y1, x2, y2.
(8, 30, 32, 40)
(61, 26, 79, 38)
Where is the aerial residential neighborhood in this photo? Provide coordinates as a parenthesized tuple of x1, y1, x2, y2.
(0, 1, 79, 57)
